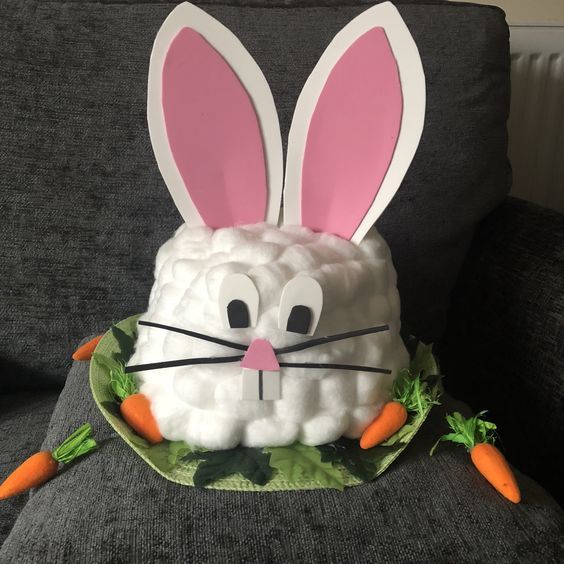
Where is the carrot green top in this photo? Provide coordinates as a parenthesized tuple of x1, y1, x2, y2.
(430, 411, 497, 455)
(92, 353, 138, 402)
(51, 423, 97, 464)
(108, 362, 138, 402)
(392, 367, 440, 418)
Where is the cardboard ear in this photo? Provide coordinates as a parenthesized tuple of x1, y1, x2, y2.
(283, 1, 425, 243)
(148, 2, 284, 228)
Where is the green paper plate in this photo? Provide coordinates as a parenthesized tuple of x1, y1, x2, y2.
(90, 315, 437, 491)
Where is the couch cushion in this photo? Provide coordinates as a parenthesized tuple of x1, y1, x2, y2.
(440, 197, 564, 504)
(0, 0, 511, 389)
(1, 360, 562, 562)
(0, 391, 60, 547)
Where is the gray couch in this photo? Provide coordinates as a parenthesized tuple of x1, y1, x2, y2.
(1, 0, 563, 561)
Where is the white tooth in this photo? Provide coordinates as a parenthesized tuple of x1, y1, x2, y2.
(240, 368, 280, 400)
(241, 368, 260, 400)
(261, 370, 281, 401)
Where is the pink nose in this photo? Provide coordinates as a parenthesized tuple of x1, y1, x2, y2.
(240, 339, 280, 371)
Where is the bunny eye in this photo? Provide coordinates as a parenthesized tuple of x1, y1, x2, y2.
(286, 306, 313, 335)
(279, 277, 323, 336)
(218, 274, 259, 329)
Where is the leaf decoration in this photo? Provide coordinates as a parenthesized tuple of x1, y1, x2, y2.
(380, 422, 417, 446)
(183, 448, 274, 488)
(410, 341, 439, 378)
(317, 438, 404, 482)
(111, 325, 135, 364)
(92, 352, 121, 373)
(142, 441, 178, 473)
(168, 441, 194, 466)
(267, 443, 344, 490)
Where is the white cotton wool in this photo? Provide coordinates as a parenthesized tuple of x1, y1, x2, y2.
(128, 223, 409, 449)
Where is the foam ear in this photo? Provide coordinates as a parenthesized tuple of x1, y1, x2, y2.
(283, 1, 425, 243)
(148, 2, 283, 228)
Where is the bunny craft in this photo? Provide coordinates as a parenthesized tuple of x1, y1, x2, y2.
(125, 1, 426, 451)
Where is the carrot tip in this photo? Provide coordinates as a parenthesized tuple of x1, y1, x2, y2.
(72, 335, 103, 361)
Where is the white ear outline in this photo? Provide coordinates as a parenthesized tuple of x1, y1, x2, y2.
(147, 2, 284, 226)
(283, 1, 425, 243)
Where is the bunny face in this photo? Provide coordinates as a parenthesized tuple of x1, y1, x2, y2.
(128, 2, 425, 449)
(129, 223, 408, 449)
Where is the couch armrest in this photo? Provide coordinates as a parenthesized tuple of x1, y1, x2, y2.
(439, 197, 564, 503)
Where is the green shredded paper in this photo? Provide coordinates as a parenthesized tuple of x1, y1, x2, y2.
(90, 315, 441, 491)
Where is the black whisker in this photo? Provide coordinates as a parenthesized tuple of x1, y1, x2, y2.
(275, 325, 389, 355)
(125, 355, 244, 373)
(138, 320, 248, 351)
(279, 362, 391, 374)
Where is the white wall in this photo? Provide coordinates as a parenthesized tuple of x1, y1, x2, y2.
(450, 0, 564, 25)
(451, 1, 564, 211)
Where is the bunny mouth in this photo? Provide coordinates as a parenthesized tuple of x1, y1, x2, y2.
(126, 320, 392, 400)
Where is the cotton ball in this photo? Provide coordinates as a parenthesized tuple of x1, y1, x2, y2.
(261, 228, 303, 246)
(229, 241, 281, 265)
(212, 227, 254, 252)
(300, 410, 350, 445)
(304, 241, 341, 265)
(318, 373, 355, 410)
(172, 259, 205, 287)
(151, 407, 191, 442)
(249, 263, 292, 301)
(173, 368, 216, 409)
(280, 244, 319, 271)
(280, 224, 316, 243)
(205, 261, 249, 301)
(154, 237, 177, 278)
(356, 373, 388, 406)
(318, 232, 359, 259)
(243, 418, 299, 447)
(344, 404, 382, 438)
(186, 409, 242, 450)
(274, 376, 318, 423)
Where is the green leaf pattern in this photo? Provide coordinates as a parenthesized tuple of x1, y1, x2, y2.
(267, 443, 344, 490)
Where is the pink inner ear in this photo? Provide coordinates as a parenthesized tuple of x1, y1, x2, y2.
(301, 28, 403, 240)
(163, 28, 267, 228)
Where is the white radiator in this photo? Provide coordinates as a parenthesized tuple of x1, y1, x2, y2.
(508, 25, 564, 212)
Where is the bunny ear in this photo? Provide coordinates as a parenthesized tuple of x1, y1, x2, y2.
(148, 2, 283, 228)
(283, 1, 425, 243)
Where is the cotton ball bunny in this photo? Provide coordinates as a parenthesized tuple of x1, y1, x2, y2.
(129, 1, 424, 449)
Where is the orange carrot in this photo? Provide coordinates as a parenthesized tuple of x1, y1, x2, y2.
(360, 401, 407, 449)
(72, 335, 103, 360)
(360, 363, 440, 449)
(96, 356, 164, 445)
(0, 424, 97, 500)
(471, 443, 521, 503)
(431, 411, 521, 503)
(120, 394, 163, 445)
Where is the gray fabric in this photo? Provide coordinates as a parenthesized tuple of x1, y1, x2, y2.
(0, 0, 511, 390)
(1, 360, 563, 563)
(440, 197, 564, 505)
(0, 391, 60, 547)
